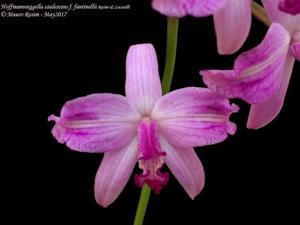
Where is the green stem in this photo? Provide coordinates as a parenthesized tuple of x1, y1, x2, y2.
(251, 1, 271, 27)
(133, 185, 151, 225)
(162, 17, 179, 94)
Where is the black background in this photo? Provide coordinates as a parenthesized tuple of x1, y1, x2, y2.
(3, 0, 299, 224)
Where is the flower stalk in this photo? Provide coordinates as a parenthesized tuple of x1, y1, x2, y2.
(162, 17, 179, 94)
(251, 1, 271, 27)
(133, 185, 151, 225)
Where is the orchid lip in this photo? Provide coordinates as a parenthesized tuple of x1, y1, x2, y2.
(279, 0, 300, 15)
(134, 120, 169, 193)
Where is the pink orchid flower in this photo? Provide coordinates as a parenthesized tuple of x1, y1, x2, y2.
(200, 0, 300, 129)
(48, 44, 238, 207)
(279, 0, 300, 15)
(152, 0, 251, 54)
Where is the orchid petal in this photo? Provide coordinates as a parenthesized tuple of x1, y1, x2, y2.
(152, 87, 238, 148)
(126, 44, 162, 115)
(151, 0, 188, 17)
(160, 138, 205, 199)
(213, 0, 251, 54)
(151, 0, 228, 17)
(262, 0, 300, 33)
(187, 0, 229, 17)
(247, 55, 295, 129)
(94, 138, 138, 207)
(48, 94, 140, 153)
(200, 23, 290, 104)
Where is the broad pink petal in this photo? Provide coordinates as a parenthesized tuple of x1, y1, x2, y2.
(160, 138, 205, 199)
(151, 0, 187, 17)
(187, 0, 229, 17)
(48, 94, 140, 153)
(290, 41, 300, 60)
(94, 138, 138, 207)
(247, 55, 295, 129)
(263, 0, 300, 33)
(126, 44, 162, 115)
(213, 0, 251, 54)
(279, 0, 300, 15)
(152, 87, 238, 148)
(151, 0, 228, 17)
(200, 23, 290, 104)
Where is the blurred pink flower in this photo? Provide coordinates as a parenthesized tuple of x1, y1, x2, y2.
(49, 44, 238, 207)
(200, 0, 300, 129)
(152, 0, 251, 54)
